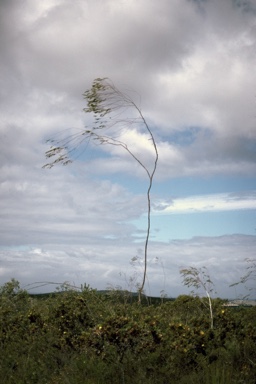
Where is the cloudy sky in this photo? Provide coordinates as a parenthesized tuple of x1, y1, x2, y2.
(1, 0, 256, 298)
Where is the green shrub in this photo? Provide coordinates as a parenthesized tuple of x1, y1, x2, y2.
(0, 280, 255, 383)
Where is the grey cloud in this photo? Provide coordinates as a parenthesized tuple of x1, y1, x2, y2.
(153, 199, 174, 211)
(228, 190, 256, 201)
(0, 0, 204, 98)
(0, 151, 144, 247)
(1, 0, 256, 297)
(0, 234, 255, 298)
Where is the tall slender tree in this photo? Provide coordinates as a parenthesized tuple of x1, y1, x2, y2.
(44, 78, 158, 302)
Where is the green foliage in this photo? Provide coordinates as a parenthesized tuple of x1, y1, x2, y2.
(1, 280, 256, 383)
(0, 278, 27, 297)
(83, 77, 113, 118)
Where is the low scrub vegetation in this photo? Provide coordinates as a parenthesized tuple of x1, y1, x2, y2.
(0, 279, 255, 383)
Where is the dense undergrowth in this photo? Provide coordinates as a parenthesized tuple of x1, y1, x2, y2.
(0, 279, 255, 383)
